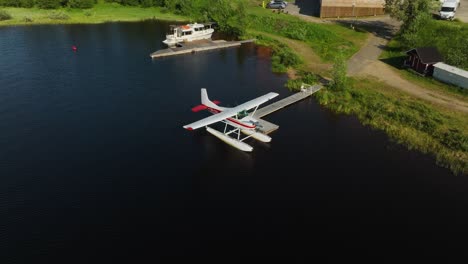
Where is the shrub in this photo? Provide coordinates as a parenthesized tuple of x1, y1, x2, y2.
(20, 0, 35, 8)
(330, 53, 348, 91)
(48, 10, 70, 19)
(0, 9, 12, 21)
(120, 0, 139, 6)
(0, 0, 19, 7)
(285, 79, 303, 92)
(301, 72, 318, 85)
(68, 0, 95, 8)
(140, 0, 156, 7)
(22, 16, 33, 22)
(36, 0, 61, 9)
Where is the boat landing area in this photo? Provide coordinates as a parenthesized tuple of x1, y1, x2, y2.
(150, 39, 255, 58)
(255, 85, 323, 134)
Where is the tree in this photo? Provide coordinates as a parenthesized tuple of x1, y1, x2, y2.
(36, 0, 62, 9)
(330, 53, 348, 91)
(68, 0, 95, 8)
(385, 0, 436, 27)
(19, 0, 35, 8)
(208, 0, 248, 36)
(0, 0, 20, 6)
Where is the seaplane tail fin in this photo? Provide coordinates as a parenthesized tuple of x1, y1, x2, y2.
(201, 88, 220, 109)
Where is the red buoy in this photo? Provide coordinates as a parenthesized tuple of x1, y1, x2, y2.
(72, 45, 77, 52)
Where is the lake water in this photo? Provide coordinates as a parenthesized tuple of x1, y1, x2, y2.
(1, 20, 467, 262)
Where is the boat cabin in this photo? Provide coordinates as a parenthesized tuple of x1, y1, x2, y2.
(167, 23, 215, 37)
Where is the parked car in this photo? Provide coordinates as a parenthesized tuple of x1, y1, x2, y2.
(267, 2, 286, 9)
(270, 0, 288, 6)
(439, 0, 460, 20)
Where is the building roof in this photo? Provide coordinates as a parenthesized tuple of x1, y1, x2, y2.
(406, 47, 444, 64)
(434, 62, 468, 78)
(321, 0, 385, 7)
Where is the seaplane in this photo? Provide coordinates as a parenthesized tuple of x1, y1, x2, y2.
(183, 89, 279, 152)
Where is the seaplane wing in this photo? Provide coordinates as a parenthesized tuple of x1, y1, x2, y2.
(183, 91, 279, 131)
(183, 108, 239, 130)
(229, 92, 279, 114)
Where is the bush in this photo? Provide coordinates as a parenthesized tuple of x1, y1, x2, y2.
(68, 0, 95, 8)
(36, 0, 61, 9)
(140, 0, 156, 7)
(48, 10, 70, 19)
(0, 9, 12, 21)
(20, 0, 35, 8)
(285, 79, 303, 92)
(0, 0, 19, 7)
(22, 16, 33, 22)
(330, 53, 348, 91)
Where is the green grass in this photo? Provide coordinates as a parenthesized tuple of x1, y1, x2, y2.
(0, 2, 188, 26)
(315, 78, 468, 175)
(246, 5, 368, 61)
(380, 38, 468, 100)
(243, 31, 303, 73)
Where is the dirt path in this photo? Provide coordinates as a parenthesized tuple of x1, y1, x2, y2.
(287, 5, 468, 113)
(361, 61, 468, 112)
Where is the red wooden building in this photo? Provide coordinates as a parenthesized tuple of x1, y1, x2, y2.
(404, 47, 444, 76)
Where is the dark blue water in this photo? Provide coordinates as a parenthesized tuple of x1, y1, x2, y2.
(1, 21, 467, 262)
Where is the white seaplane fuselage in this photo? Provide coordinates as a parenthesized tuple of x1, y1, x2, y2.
(203, 104, 272, 144)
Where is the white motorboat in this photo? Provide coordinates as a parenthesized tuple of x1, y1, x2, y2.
(162, 22, 215, 47)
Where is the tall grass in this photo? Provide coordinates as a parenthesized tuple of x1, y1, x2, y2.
(244, 33, 302, 73)
(315, 78, 468, 175)
(247, 12, 366, 61)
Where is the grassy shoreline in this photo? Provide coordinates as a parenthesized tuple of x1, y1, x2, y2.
(245, 5, 467, 175)
(314, 78, 468, 175)
(0, 3, 187, 26)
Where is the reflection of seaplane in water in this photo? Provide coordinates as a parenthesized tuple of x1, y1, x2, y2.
(183, 89, 279, 152)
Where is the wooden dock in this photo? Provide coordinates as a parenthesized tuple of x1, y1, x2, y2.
(150, 39, 255, 58)
(256, 119, 279, 134)
(255, 85, 322, 119)
(255, 85, 322, 134)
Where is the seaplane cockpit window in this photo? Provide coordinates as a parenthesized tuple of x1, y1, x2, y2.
(238, 110, 249, 119)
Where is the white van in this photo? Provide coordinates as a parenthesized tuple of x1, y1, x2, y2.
(439, 0, 460, 20)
